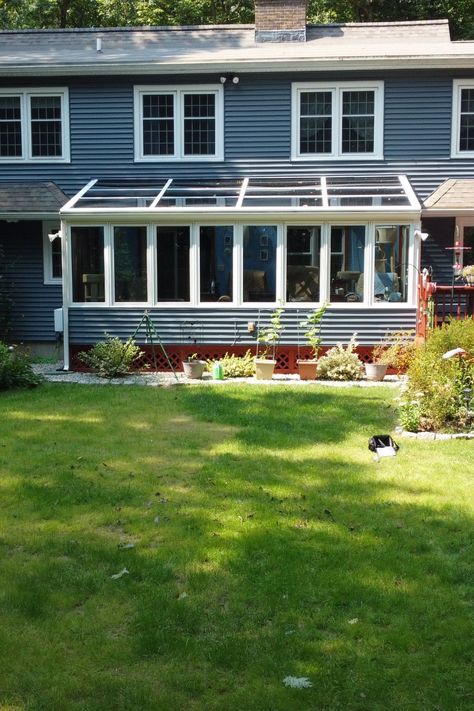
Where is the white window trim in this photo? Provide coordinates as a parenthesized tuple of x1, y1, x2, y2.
(0, 88, 70, 163)
(42, 220, 62, 285)
(291, 81, 384, 161)
(134, 84, 224, 162)
(451, 79, 474, 158)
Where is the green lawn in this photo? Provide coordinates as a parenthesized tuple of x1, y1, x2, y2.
(0, 383, 472, 711)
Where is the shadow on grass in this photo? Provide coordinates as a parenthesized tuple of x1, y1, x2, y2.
(0, 384, 472, 711)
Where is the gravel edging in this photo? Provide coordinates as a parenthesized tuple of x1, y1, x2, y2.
(32, 363, 404, 388)
(395, 427, 474, 441)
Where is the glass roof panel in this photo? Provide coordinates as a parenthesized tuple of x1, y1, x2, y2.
(66, 176, 419, 212)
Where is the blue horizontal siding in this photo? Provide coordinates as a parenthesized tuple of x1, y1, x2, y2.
(68, 307, 416, 347)
(0, 71, 472, 202)
(1, 221, 62, 341)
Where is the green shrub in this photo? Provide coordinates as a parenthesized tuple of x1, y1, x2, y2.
(0, 342, 43, 390)
(316, 334, 364, 381)
(78, 336, 143, 378)
(372, 330, 416, 371)
(207, 350, 255, 378)
(399, 319, 474, 431)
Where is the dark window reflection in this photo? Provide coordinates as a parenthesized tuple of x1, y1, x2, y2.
(199, 226, 233, 302)
(157, 226, 190, 301)
(114, 226, 147, 302)
(243, 226, 276, 302)
(330, 226, 366, 302)
(286, 226, 320, 302)
(71, 226, 104, 302)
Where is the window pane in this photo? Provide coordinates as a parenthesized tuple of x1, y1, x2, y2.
(299, 91, 332, 154)
(71, 227, 104, 302)
(51, 238, 62, 278)
(143, 94, 174, 156)
(460, 88, 474, 152)
(114, 226, 147, 302)
(330, 226, 366, 302)
(286, 227, 320, 302)
(30, 96, 62, 157)
(0, 96, 22, 157)
(243, 226, 277, 302)
(199, 226, 233, 302)
(460, 88, 474, 113)
(341, 91, 375, 154)
(183, 94, 215, 155)
(157, 226, 190, 301)
(374, 225, 409, 302)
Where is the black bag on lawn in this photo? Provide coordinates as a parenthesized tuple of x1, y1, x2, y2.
(368, 434, 400, 453)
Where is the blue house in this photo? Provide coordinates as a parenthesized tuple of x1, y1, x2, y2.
(1, 0, 473, 370)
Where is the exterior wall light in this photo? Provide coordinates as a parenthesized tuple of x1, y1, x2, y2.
(414, 229, 429, 241)
(48, 230, 62, 243)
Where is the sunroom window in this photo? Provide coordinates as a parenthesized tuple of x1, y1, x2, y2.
(243, 226, 277, 302)
(292, 82, 383, 159)
(135, 85, 223, 161)
(286, 226, 320, 302)
(373, 225, 409, 302)
(113, 226, 148, 303)
(330, 226, 366, 302)
(156, 226, 190, 301)
(0, 89, 69, 161)
(71, 226, 104, 303)
(199, 226, 233, 302)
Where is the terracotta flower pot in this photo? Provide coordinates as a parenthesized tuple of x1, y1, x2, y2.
(183, 360, 206, 379)
(254, 358, 276, 380)
(297, 359, 318, 381)
(364, 362, 388, 381)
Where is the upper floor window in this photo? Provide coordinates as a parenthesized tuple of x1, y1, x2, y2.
(0, 89, 69, 162)
(292, 82, 384, 160)
(452, 80, 474, 157)
(134, 85, 224, 162)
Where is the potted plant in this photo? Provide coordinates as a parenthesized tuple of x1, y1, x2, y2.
(366, 330, 416, 381)
(462, 264, 474, 285)
(297, 303, 327, 380)
(255, 306, 285, 380)
(182, 352, 207, 379)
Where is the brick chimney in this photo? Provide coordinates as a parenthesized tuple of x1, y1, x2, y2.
(255, 0, 308, 43)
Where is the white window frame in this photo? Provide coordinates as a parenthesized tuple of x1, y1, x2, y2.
(0, 88, 70, 163)
(291, 81, 384, 161)
(42, 220, 62, 285)
(451, 79, 474, 158)
(134, 84, 224, 162)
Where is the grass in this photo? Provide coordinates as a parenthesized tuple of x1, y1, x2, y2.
(0, 383, 472, 711)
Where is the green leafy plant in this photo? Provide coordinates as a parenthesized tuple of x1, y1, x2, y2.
(371, 330, 416, 371)
(0, 342, 43, 390)
(257, 306, 285, 360)
(207, 350, 255, 378)
(316, 334, 364, 381)
(399, 319, 474, 431)
(185, 353, 202, 362)
(78, 335, 144, 378)
(300, 303, 328, 359)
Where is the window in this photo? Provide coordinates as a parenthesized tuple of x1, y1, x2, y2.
(286, 226, 320, 302)
(330, 226, 366, 302)
(243, 226, 277, 302)
(292, 82, 383, 159)
(156, 226, 190, 301)
(135, 85, 223, 161)
(199, 226, 233, 302)
(452, 80, 474, 157)
(113, 226, 148, 303)
(42, 221, 62, 284)
(0, 89, 69, 162)
(71, 226, 105, 303)
(373, 225, 409, 302)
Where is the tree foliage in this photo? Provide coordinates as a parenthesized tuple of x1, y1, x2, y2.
(0, 0, 472, 39)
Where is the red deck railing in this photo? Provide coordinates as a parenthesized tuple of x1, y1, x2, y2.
(417, 271, 474, 339)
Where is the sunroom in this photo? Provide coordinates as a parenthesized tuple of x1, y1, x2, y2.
(59, 175, 422, 370)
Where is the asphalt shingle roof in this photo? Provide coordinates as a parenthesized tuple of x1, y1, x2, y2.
(0, 182, 69, 213)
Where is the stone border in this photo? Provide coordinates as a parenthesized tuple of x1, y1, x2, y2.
(395, 426, 474, 440)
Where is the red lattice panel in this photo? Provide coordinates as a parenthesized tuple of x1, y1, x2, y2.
(70, 344, 378, 374)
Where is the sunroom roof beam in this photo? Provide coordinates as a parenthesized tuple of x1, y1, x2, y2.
(150, 178, 173, 208)
(237, 177, 249, 208)
(321, 176, 329, 207)
(62, 179, 98, 211)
